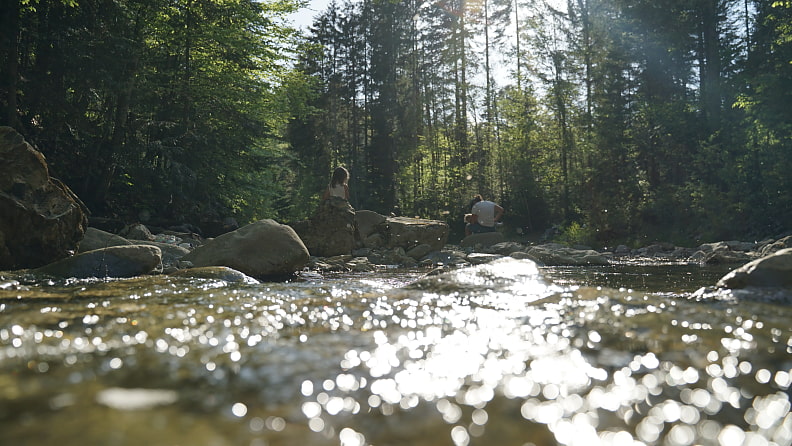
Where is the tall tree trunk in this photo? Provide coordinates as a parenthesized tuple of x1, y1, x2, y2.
(480, 0, 493, 193)
(576, 0, 593, 139)
(514, 0, 522, 91)
(700, 0, 721, 130)
(551, 52, 573, 220)
(368, 3, 399, 212)
(0, 0, 20, 127)
(484, 0, 493, 123)
(743, 0, 751, 53)
(454, 3, 469, 163)
(182, 0, 194, 129)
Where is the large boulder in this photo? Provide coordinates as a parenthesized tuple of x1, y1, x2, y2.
(183, 219, 309, 278)
(384, 216, 449, 252)
(290, 197, 356, 257)
(32, 245, 162, 279)
(717, 247, 792, 289)
(0, 127, 89, 269)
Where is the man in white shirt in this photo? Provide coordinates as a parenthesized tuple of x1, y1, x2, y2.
(465, 194, 504, 236)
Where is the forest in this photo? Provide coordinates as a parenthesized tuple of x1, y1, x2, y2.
(1, 0, 790, 246)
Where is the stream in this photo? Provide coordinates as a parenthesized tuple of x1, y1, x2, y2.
(1, 259, 790, 446)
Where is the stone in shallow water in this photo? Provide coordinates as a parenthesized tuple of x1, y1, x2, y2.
(96, 387, 179, 411)
(169, 266, 258, 283)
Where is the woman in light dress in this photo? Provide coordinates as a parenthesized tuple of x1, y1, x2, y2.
(322, 166, 350, 200)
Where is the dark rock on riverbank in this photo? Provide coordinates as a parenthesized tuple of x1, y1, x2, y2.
(0, 126, 89, 270)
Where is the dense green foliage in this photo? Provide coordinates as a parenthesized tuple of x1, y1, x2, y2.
(1, 0, 790, 243)
(0, 0, 300, 231)
(291, 0, 792, 244)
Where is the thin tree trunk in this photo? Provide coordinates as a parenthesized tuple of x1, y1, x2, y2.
(514, 0, 522, 91)
(1, 0, 20, 127)
(701, 0, 721, 130)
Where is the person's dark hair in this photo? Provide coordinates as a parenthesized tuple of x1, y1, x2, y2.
(330, 167, 349, 187)
(469, 194, 483, 210)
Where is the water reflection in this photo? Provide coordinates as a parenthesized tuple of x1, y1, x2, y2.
(0, 260, 790, 445)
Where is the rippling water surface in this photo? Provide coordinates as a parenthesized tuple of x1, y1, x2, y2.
(1, 259, 790, 446)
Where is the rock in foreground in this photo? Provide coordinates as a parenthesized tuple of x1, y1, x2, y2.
(33, 245, 162, 279)
(717, 247, 792, 289)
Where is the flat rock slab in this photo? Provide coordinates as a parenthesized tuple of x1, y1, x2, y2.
(386, 217, 449, 252)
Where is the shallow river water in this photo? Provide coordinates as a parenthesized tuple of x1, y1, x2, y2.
(1, 259, 790, 446)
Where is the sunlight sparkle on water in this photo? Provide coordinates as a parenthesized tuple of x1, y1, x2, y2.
(289, 263, 792, 446)
(2, 259, 791, 446)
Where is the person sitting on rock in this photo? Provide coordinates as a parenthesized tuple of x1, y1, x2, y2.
(322, 166, 350, 201)
(465, 194, 504, 236)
